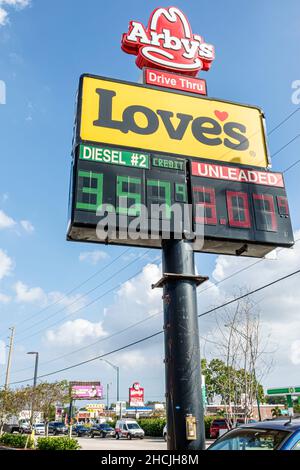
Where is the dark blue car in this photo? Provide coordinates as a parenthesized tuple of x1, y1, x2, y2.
(207, 418, 300, 450)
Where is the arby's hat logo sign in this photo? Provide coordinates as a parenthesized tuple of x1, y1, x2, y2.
(121, 6, 215, 77)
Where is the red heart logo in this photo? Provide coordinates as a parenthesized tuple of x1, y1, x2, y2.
(214, 110, 228, 121)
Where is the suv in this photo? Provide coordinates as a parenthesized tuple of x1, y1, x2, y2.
(115, 419, 144, 440)
(48, 421, 68, 435)
(90, 423, 115, 438)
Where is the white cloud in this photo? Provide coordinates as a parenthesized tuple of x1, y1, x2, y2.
(0, 292, 11, 303)
(46, 319, 106, 347)
(0, 0, 30, 26)
(0, 210, 16, 229)
(14, 281, 46, 304)
(0, 7, 8, 25)
(290, 340, 300, 365)
(79, 250, 109, 265)
(20, 220, 34, 234)
(0, 249, 13, 279)
(0, 210, 35, 234)
(48, 291, 87, 315)
(14, 281, 87, 314)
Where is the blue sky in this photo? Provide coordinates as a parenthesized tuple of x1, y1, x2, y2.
(0, 0, 299, 404)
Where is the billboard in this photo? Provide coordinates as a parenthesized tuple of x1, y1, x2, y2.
(76, 75, 270, 169)
(129, 382, 145, 407)
(67, 142, 293, 257)
(70, 382, 104, 400)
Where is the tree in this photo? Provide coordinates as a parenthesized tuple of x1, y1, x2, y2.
(202, 290, 274, 425)
(29, 381, 70, 436)
(0, 387, 31, 434)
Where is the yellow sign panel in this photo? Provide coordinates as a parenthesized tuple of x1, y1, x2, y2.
(78, 75, 270, 168)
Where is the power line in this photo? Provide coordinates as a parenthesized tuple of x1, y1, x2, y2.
(15, 249, 156, 344)
(8, 266, 300, 386)
(283, 157, 300, 174)
(0, 247, 132, 340)
(8, 310, 163, 377)
(268, 108, 300, 136)
(271, 134, 300, 160)
(198, 268, 300, 319)
(198, 238, 300, 295)
(9, 238, 300, 378)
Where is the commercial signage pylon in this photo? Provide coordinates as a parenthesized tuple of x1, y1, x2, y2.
(123, 6, 213, 450)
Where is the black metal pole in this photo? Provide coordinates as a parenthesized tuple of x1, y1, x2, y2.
(33, 353, 39, 388)
(162, 239, 206, 450)
(116, 367, 120, 402)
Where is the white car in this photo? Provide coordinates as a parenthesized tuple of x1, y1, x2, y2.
(33, 423, 45, 435)
(115, 419, 144, 440)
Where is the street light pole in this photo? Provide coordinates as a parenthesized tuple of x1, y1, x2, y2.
(224, 324, 262, 421)
(100, 359, 120, 403)
(27, 352, 39, 426)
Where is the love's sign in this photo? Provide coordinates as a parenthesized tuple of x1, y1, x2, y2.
(76, 75, 270, 168)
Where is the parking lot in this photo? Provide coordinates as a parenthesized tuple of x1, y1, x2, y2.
(77, 436, 166, 450)
(76, 436, 214, 450)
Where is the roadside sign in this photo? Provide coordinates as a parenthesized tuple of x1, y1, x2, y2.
(76, 75, 270, 169)
(267, 387, 300, 396)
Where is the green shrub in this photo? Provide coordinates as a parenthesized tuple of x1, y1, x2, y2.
(138, 418, 166, 437)
(37, 436, 80, 451)
(0, 433, 34, 449)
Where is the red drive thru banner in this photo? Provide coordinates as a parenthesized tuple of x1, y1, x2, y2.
(144, 68, 207, 95)
(129, 382, 145, 407)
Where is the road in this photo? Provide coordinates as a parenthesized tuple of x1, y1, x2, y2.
(77, 437, 214, 450)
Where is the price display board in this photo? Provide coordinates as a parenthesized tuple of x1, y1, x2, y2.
(190, 161, 294, 257)
(68, 143, 188, 247)
(67, 75, 294, 258)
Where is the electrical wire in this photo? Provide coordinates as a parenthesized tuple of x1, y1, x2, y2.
(8, 266, 300, 386)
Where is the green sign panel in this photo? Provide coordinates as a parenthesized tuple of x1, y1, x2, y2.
(152, 155, 185, 171)
(79, 144, 150, 169)
(267, 387, 300, 396)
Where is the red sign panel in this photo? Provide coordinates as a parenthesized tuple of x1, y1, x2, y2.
(144, 68, 207, 95)
(122, 6, 215, 77)
(191, 162, 284, 188)
(129, 382, 145, 407)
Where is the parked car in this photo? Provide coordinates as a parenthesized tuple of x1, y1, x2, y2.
(33, 423, 45, 435)
(209, 419, 229, 438)
(163, 424, 167, 442)
(90, 423, 115, 438)
(72, 424, 90, 437)
(115, 419, 144, 440)
(48, 421, 68, 435)
(19, 422, 31, 434)
(207, 419, 300, 450)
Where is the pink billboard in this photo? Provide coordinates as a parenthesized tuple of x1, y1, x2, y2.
(71, 384, 103, 399)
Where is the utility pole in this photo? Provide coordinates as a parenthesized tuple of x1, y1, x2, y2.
(4, 326, 15, 389)
(153, 239, 208, 450)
